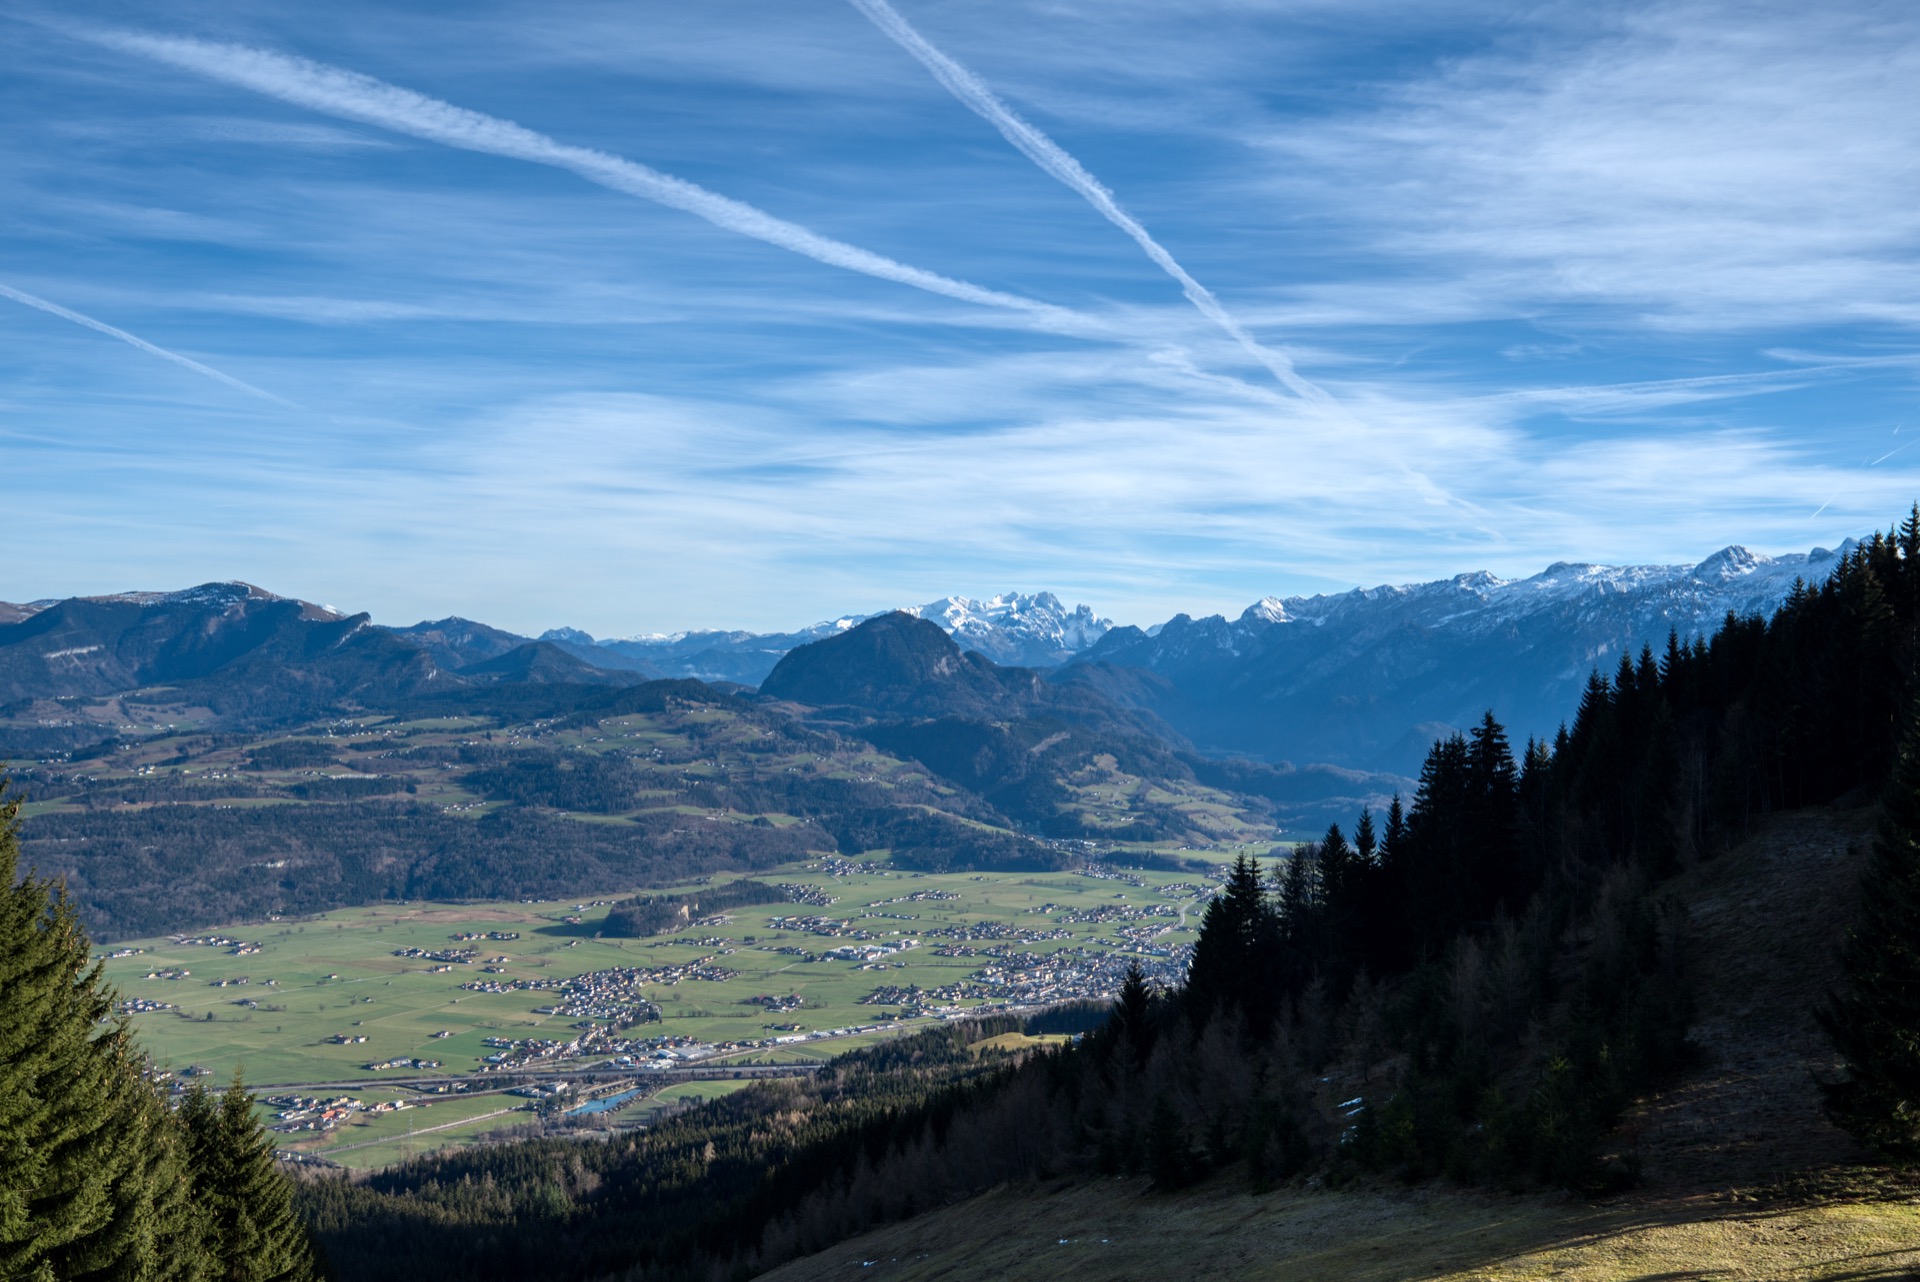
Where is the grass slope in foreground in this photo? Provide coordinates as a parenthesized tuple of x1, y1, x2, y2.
(763, 806, 1920, 1282)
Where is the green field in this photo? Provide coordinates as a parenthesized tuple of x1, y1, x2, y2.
(100, 857, 1224, 1165)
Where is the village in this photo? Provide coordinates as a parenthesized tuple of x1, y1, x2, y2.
(93, 852, 1233, 1171)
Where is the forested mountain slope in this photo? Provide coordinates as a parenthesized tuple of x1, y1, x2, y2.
(760, 805, 1905, 1282)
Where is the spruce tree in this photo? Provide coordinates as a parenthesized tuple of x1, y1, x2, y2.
(1818, 710, 1920, 1160)
(1185, 855, 1271, 1023)
(1111, 962, 1155, 1072)
(0, 783, 208, 1281)
(182, 1075, 322, 1282)
(1353, 808, 1377, 866)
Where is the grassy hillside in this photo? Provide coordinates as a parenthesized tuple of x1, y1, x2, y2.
(8, 695, 1273, 938)
(759, 805, 1920, 1282)
(755, 1174, 1920, 1282)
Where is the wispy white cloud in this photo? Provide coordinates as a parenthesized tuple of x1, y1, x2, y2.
(1253, 2, 1920, 331)
(89, 28, 1110, 340)
(847, 0, 1330, 404)
(0, 280, 294, 405)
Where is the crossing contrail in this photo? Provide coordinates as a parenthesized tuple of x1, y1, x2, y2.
(92, 30, 1107, 341)
(847, 0, 1331, 405)
(0, 281, 294, 405)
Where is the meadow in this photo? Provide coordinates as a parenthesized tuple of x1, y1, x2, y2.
(98, 854, 1232, 1165)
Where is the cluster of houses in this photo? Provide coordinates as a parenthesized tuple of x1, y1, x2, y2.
(1033, 901, 1177, 927)
(806, 857, 888, 878)
(1070, 866, 1151, 888)
(461, 956, 735, 1033)
(856, 982, 977, 1016)
(115, 997, 175, 1015)
(262, 1093, 419, 1134)
(969, 943, 1193, 1006)
(392, 946, 480, 964)
(858, 940, 1195, 1015)
(743, 993, 805, 1013)
(765, 914, 865, 937)
(820, 939, 918, 967)
(533, 967, 670, 1028)
(480, 1035, 571, 1067)
(864, 889, 960, 908)
(779, 883, 839, 907)
(170, 934, 262, 956)
(363, 1056, 444, 1072)
(448, 930, 520, 941)
(925, 921, 1075, 949)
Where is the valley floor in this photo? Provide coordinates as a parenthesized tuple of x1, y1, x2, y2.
(760, 807, 1920, 1282)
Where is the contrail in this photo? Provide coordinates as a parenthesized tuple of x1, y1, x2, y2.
(92, 30, 1104, 341)
(847, 0, 1331, 405)
(0, 281, 294, 405)
(1869, 438, 1916, 467)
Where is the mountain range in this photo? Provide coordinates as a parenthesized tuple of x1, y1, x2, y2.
(528, 591, 1114, 684)
(0, 539, 1848, 773)
(1071, 541, 1853, 772)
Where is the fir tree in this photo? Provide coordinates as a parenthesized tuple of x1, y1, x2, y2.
(1818, 710, 1920, 1160)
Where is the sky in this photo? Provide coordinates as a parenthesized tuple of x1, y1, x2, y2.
(4, 0, 1919, 636)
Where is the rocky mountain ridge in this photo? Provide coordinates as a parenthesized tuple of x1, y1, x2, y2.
(1077, 541, 1852, 771)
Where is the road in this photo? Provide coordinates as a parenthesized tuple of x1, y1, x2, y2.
(314, 1106, 523, 1156)
(258, 1060, 818, 1096)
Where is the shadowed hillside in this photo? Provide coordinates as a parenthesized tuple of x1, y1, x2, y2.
(756, 805, 1919, 1282)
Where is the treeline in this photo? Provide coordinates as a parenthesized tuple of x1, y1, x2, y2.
(0, 789, 321, 1280)
(601, 878, 787, 937)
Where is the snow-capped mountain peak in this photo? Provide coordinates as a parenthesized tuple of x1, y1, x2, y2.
(1241, 597, 1290, 626)
(1692, 545, 1763, 581)
(903, 591, 1113, 667)
(1078, 537, 1869, 773)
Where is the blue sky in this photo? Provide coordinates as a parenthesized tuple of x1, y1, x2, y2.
(4, 0, 1918, 635)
